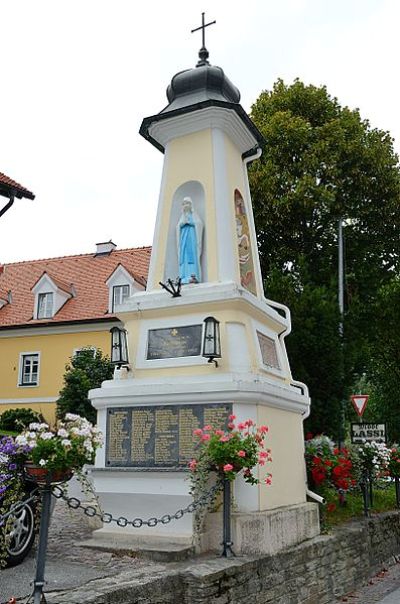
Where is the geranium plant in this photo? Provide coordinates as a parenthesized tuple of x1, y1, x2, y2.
(189, 416, 272, 488)
(15, 413, 103, 474)
(388, 445, 400, 478)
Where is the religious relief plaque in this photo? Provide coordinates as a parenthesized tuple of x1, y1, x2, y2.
(257, 331, 280, 370)
(146, 325, 202, 360)
(106, 403, 232, 468)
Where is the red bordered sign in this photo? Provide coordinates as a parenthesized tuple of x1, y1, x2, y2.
(351, 394, 369, 417)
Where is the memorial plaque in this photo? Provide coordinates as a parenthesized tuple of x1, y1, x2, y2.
(146, 325, 202, 360)
(257, 331, 280, 370)
(106, 403, 232, 468)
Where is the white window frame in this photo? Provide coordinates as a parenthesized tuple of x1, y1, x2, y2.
(112, 284, 130, 311)
(37, 292, 54, 319)
(18, 352, 41, 387)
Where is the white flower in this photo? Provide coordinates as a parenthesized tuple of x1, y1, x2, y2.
(28, 432, 37, 439)
(57, 428, 68, 438)
(29, 423, 41, 431)
(39, 459, 47, 466)
(15, 435, 28, 446)
(39, 423, 50, 430)
(65, 413, 80, 421)
(61, 439, 71, 447)
(83, 440, 94, 453)
(40, 432, 54, 440)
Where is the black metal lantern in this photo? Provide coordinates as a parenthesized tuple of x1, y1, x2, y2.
(110, 326, 129, 367)
(202, 316, 221, 366)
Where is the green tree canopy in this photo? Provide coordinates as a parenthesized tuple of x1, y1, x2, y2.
(56, 348, 113, 424)
(249, 79, 400, 437)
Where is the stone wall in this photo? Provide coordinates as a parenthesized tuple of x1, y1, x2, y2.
(49, 510, 400, 604)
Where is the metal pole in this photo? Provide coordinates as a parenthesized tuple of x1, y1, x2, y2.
(361, 474, 369, 517)
(338, 218, 345, 450)
(31, 485, 52, 604)
(396, 476, 400, 508)
(221, 478, 235, 558)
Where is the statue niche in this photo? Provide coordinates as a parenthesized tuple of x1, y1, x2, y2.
(176, 196, 203, 284)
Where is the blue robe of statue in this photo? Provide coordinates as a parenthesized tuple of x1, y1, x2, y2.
(179, 215, 200, 284)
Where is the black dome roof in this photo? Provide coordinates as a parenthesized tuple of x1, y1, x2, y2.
(163, 63, 241, 113)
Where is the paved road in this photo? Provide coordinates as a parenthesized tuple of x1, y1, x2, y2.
(338, 562, 400, 603)
(0, 497, 153, 604)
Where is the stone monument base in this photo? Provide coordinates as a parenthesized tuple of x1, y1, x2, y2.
(200, 502, 320, 556)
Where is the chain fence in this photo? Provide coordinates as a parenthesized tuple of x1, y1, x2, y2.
(50, 481, 222, 528)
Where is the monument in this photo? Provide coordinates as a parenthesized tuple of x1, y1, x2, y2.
(89, 15, 319, 555)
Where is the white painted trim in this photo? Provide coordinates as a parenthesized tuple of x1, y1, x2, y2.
(212, 128, 237, 282)
(135, 314, 206, 369)
(0, 321, 122, 338)
(0, 397, 57, 405)
(17, 351, 41, 388)
(123, 281, 289, 331)
(90, 372, 310, 415)
(148, 107, 258, 156)
(242, 149, 264, 298)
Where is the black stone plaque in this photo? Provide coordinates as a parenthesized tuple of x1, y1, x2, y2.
(106, 403, 232, 468)
(146, 325, 202, 360)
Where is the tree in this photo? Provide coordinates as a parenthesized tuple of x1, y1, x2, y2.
(56, 348, 113, 423)
(367, 277, 400, 442)
(249, 79, 400, 437)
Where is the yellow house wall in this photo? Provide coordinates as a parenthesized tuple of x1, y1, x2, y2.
(151, 129, 218, 286)
(258, 405, 306, 509)
(0, 330, 110, 424)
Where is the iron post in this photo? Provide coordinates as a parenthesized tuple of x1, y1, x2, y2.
(221, 478, 235, 558)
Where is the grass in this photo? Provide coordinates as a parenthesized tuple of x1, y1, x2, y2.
(319, 482, 399, 528)
(0, 429, 18, 437)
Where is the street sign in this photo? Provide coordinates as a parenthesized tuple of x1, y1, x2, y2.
(351, 394, 369, 417)
(351, 423, 386, 444)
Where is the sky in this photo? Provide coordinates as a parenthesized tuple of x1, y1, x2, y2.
(1, 0, 399, 264)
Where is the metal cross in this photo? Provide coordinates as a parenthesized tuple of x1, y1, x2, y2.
(191, 12, 216, 66)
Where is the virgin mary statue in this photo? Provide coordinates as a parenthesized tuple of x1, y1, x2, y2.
(176, 197, 203, 284)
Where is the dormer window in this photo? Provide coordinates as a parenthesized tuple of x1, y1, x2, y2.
(37, 292, 54, 319)
(106, 264, 143, 313)
(113, 285, 130, 311)
(32, 271, 72, 320)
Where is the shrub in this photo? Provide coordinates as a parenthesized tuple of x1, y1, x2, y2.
(0, 408, 43, 433)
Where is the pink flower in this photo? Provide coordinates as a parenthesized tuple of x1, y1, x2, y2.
(227, 422, 235, 430)
(188, 460, 197, 471)
(229, 414, 236, 421)
(223, 464, 234, 472)
(259, 451, 269, 459)
(215, 429, 224, 436)
(258, 460, 266, 466)
(245, 419, 254, 427)
(219, 436, 230, 442)
(237, 422, 246, 431)
(201, 434, 211, 441)
(264, 477, 272, 485)
(259, 425, 269, 434)
(203, 425, 212, 431)
(193, 429, 203, 436)
(237, 450, 246, 458)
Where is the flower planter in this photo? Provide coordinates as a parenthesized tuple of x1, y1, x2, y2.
(24, 462, 73, 486)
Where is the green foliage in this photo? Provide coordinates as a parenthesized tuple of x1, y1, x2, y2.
(0, 408, 43, 433)
(367, 277, 400, 441)
(249, 79, 400, 438)
(56, 348, 113, 423)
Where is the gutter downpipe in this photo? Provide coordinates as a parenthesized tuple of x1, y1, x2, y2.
(0, 194, 15, 218)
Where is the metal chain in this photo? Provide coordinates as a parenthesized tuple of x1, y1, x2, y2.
(51, 482, 222, 528)
(0, 488, 39, 525)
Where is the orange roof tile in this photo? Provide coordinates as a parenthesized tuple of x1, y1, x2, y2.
(0, 246, 151, 328)
(0, 172, 35, 200)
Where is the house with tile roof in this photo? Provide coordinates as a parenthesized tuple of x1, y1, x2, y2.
(0, 171, 35, 218)
(0, 242, 151, 423)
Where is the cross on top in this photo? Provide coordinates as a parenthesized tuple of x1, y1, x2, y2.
(191, 12, 216, 66)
